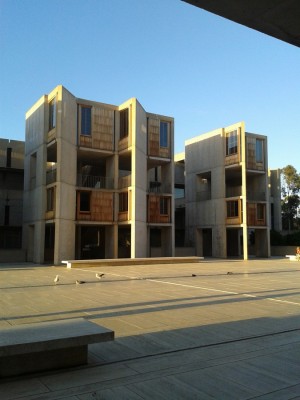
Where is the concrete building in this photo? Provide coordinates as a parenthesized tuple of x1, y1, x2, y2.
(175, 122, 279, 259)
(0, 139, 25, 262)
(24, 85, 174, 264)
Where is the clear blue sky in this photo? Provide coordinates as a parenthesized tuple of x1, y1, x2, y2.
(1, 0, 299, 170)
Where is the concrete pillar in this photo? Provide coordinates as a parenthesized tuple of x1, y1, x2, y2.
(240, 124, 248, 260)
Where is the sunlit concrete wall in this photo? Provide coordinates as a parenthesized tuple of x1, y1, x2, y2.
(24, 85, 174, 263)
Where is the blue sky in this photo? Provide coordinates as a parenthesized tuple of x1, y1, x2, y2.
(1, 0, 299, 169)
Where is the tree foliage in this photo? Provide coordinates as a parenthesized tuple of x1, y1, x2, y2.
(281, 165, 300, 231)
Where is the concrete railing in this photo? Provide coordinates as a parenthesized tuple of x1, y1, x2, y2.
(77, 174, 114, 189)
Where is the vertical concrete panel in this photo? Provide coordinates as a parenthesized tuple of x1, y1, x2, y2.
(54, 87, 77, 263)
(131, 100, 147, 258)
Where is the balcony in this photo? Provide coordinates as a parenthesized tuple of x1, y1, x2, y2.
(119, 175, 131, 189)
(246, 191, 266, 202)
(47, 128, 56, 143)
(46, 168, 57, 185)
(148, 181, 172, 194)
(77, 174, 114, 189)
(226, 187, 242, 198)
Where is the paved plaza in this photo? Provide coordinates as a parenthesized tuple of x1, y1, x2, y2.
(1, 258, 300, 399)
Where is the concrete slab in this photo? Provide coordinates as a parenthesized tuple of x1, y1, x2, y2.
(0, 258, 300, 399)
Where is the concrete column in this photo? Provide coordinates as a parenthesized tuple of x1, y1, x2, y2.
(240, 124, 248, 260)
(130, 100, 147, 258)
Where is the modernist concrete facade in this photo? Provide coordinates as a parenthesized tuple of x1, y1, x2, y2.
(175, 122, 280, 259)
(0, 139, 25, 261)
(23, 85, 174, 264)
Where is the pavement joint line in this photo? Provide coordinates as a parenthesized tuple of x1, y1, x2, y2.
(146, 279, 300, 306)
(146, 279, 239, 295)
(265, 297, 300, 306)
(75, 326, 300, 370)
(67, 267, 300, 306)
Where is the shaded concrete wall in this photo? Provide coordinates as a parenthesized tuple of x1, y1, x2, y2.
(23, 95, 48, 263)
(185, 128, 227, 257)
(54, 86, 77, 263)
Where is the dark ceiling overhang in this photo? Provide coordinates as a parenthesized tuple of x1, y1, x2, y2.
(182, 0, 300, 47)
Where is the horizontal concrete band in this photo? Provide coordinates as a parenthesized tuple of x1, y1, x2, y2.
(62, 256, 203, 268)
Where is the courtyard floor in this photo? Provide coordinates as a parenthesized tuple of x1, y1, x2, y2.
(1, 257, 300, 399)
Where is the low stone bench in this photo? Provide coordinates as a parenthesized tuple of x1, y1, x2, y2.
(0, 318, 114, 377)
(286, 255, 297, 261)
(62, 256, 203, 269)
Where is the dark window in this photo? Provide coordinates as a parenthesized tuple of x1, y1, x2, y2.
(81, 107, 92, 136)
(119, 192, 128, 212)
(120, 109, 129, 139)
(256, 139, 263, 163)
(160, 121, 169, 147)
(4, 205, 9, 225)
(226, 130, 238, 155)
(175, 184, 185, 199)
(6, 147, 12, 168)
(49, 98, 56, 130)
(80, 192, 91, 212)
(257, 203, 265, 220)
(160, 197, 169, 215)
(227, 200, 239, 218)
(47, 188, 55, 212)
(150, 229, 161, 247)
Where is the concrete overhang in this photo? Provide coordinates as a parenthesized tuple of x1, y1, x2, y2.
(182, 0, 300, 47)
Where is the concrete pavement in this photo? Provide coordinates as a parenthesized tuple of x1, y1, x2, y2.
(1, 258, 300, 399)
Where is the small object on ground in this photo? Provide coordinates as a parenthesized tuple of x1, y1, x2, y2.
(96, 273, 105, 279)
(76, 280, 85, 284)
(227, 271, 234, 275)
(192, 274, 196, 277)
(54, 275, 59, 284)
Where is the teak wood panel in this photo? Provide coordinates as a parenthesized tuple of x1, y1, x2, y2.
(79, 106, 114, 151)
(148, 118, 170, 158)
(148, 195, 171, 223)
(246, 137, 264, 171)
(247, 203, 266, 226)
(77, 191, 113, 222)
(92, 107, 114, 151)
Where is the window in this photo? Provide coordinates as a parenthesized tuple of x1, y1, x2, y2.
(150, 229, 161, 247)
(160, 197, 169, 215)
(6, 147, 12, 168)
(120, 108, 129, 139)
(81, 106, 92, 136)
(80, 192, 91, 212)
(30, 152, 37, 189)
(47, 188, 55, 212)
(49, 98, 56, 130)
(227, 200, 239, 218)
(119, 192, 128, 212)
(175, 184, 185, 199)
(257, 204, 265, 220)
(226, 130, 238, 155)
(256, 139, 263, 163)
(160, 121, 169, 148)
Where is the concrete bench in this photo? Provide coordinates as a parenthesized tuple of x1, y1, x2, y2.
(0, 318, 114, 377)
(62, 256, 203, 269)
(286, 255, 297, 261)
